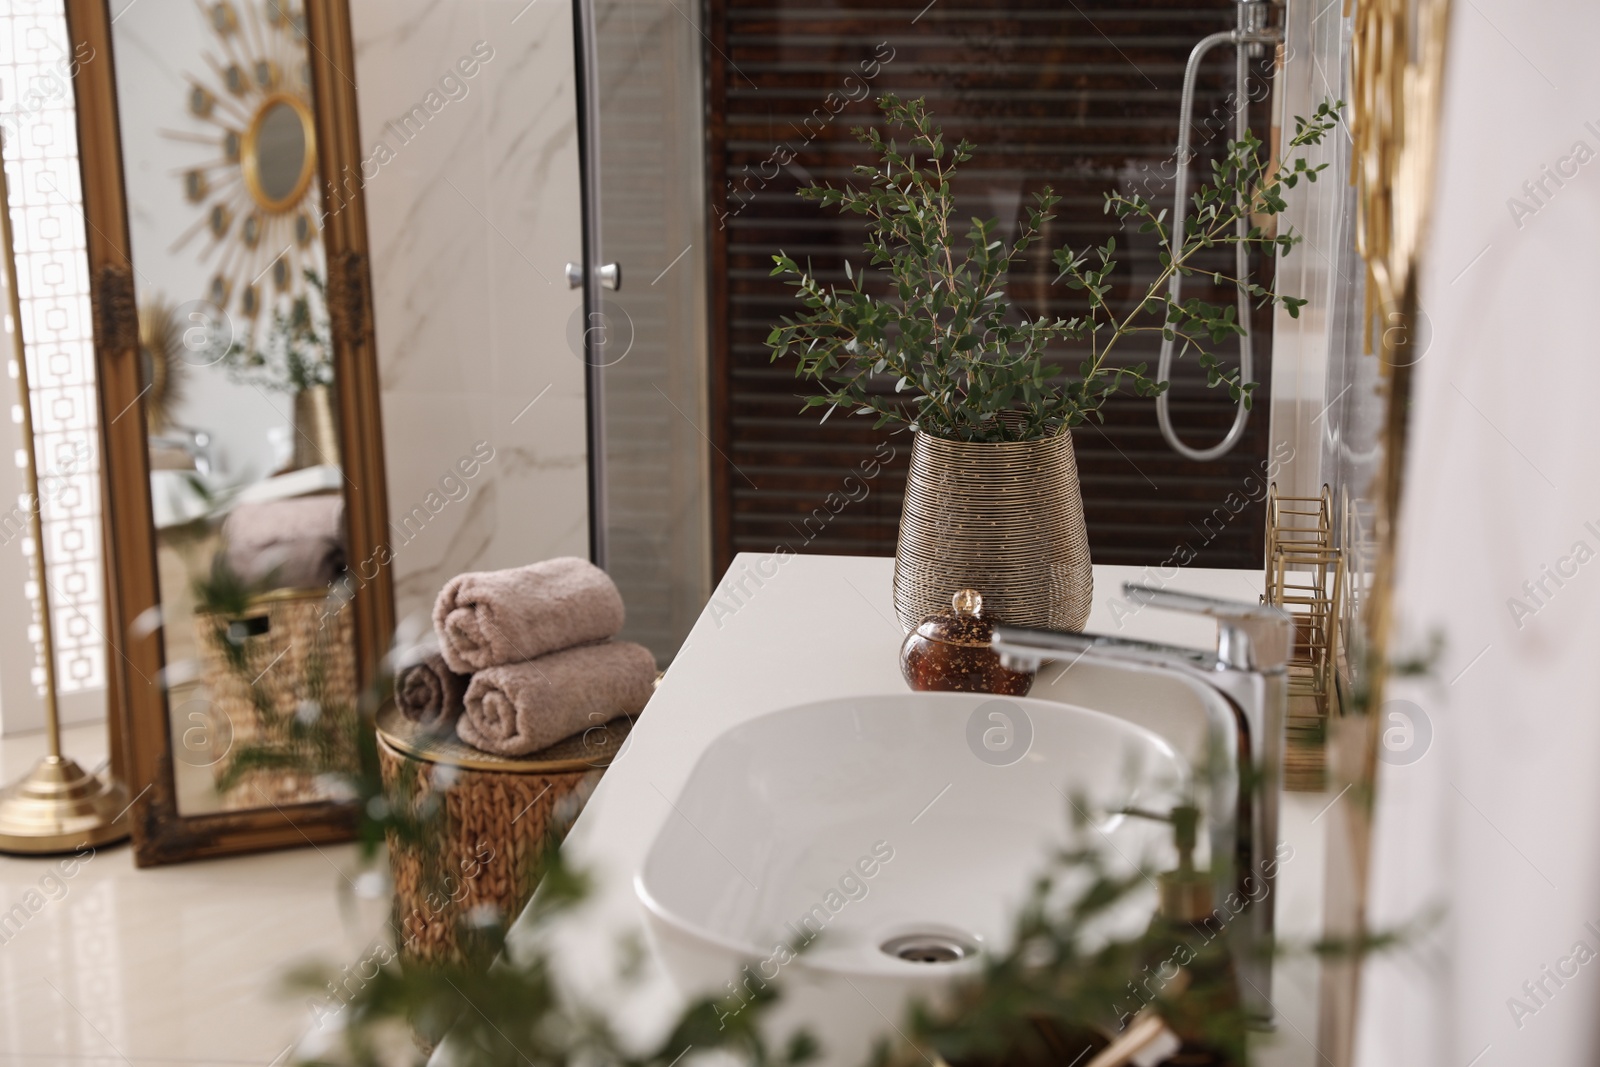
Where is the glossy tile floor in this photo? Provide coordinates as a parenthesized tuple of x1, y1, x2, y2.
(0, 722, 366, 1066)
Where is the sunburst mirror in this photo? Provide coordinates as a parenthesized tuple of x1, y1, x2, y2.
(169, 0, 321, 331)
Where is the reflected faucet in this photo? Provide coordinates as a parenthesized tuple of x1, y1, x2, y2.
(991, 582, 1292, 1025)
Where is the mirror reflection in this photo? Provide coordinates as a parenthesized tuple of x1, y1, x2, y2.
(246, 95, 313, 208)
(115, 0, 356, 815)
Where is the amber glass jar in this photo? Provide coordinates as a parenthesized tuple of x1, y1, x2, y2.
(899, 589, 1036, 696)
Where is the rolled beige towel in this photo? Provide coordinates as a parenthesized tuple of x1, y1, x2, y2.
(456, 641, 656, 757)
(395, 652, 468, 729)
(433, 557, 625, 673)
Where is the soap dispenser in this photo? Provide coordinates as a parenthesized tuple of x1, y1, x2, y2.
(1119, 804, 1245, 1067)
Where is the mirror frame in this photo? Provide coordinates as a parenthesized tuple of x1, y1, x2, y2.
(67, 0, 393, 866)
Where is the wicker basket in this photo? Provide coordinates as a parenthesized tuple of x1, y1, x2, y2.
(375, 705, 631, 966)
(195, 588, 359, 810)
(894, 429, 1093, 632)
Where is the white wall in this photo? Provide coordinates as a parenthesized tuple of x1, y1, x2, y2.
(349, 0, 590, 629)
(1356, 2, 1600, 1064)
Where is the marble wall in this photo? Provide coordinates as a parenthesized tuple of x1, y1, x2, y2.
(350, 0, 590, 630)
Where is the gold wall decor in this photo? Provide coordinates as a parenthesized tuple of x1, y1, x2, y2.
(137, 299, 191, 436)
(1322, 0, 1453, 1060)
(170, 0, 320, 328)
(1349, 0, 1452, 336)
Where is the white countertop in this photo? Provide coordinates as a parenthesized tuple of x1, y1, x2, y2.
(441, 554, 1325, 1065)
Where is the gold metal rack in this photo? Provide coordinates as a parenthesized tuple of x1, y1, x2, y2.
(1265, 485, 1344, 792)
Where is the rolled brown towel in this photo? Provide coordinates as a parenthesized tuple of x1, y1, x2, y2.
(433, 557, 625, 673)
(395, 652, 468, 729)
(456, 641, 656, 757)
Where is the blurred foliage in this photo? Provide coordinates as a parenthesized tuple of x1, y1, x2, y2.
(277, 762, 1419, 1067)
(199, 551, 362, 806)
(223, 268, 335, 394)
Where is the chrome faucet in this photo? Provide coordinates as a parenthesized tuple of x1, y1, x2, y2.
(991, 582, 1293, 1025)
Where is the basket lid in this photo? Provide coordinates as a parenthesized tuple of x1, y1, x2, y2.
(375, 702, 633, 774)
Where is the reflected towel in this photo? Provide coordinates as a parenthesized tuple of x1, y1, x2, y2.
(433, 557, 624, 673)
(222, 494, 346, 589)
(456, 641, 656, 757)
(395, 652, 468, 729)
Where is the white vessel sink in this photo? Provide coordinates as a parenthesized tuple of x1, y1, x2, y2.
(635, 690, 1193, 1063)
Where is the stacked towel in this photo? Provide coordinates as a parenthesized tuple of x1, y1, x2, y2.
(433, 557, 654, 757)
(456, 642, 656, 756)
(433, 557, 625, 672)
(394, 634, 468, 729)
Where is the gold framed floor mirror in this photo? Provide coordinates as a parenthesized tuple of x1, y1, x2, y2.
(67, 0, 391, 866)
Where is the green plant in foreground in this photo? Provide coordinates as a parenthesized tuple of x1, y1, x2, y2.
(257, 637, 1414, 1066)
(766, 95, 1341, 443)
(284, 764, 1421, 1067)
(291, 839, 820, 1067)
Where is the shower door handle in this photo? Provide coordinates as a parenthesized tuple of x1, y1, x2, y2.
(563, 262, 621, 291)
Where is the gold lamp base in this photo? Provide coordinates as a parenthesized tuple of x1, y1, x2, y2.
(0, 756, 131, 854)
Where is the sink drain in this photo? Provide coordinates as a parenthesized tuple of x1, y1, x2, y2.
(880, 933, 977, 964)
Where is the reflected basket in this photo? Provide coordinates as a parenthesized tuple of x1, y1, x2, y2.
(196, 587, 358, 810)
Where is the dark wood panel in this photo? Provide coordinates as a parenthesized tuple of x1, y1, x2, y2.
(704, 0, 1278, 575)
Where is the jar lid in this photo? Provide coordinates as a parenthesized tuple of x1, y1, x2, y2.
(913, 589, 995, 648)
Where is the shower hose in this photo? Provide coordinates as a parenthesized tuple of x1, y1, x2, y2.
(1157, 7, 1280, 461)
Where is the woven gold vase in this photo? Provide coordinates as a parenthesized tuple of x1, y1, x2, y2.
(893, 429, 1093, 632)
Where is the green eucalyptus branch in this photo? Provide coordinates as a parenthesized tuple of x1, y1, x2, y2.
(767, 95, 1342, 443)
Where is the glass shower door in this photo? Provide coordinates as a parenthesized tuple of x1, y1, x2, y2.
(574, 0, 710, 664)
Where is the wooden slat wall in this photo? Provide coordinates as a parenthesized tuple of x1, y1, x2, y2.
(705, 0, 1277, 575)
